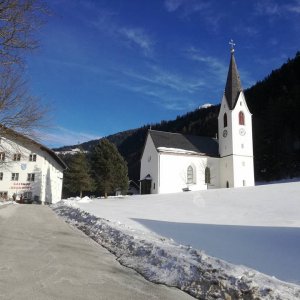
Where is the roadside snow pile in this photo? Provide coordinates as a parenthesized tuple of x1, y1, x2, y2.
(52, 202, 300, 300)
(78, 196, 93, 203)
(0, 200, 17, 206)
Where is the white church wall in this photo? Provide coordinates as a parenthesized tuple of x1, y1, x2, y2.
(0, 136, 64, 203)
(140, 135, 159, 194)
(218, 95, 233, 157)
(159, 154, 217, 193)
(231, 93, 253, 157)
(220, 156, 234, 188)
(207, 157, 220, 189)
(220, 155, 254, 188)
(233, 155, 255, 187)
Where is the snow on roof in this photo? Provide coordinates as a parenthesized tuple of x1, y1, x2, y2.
(149, 130, 219, 157)
(157, 147, 200, 155)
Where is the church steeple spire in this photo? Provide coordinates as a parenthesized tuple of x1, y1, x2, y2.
(224, 40, 242, 110)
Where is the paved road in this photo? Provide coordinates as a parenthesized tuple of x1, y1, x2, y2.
(0, 205, 193, 300)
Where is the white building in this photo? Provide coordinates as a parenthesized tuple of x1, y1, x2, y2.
(140, 48, 255, 194)
(0, 127, 66, 204)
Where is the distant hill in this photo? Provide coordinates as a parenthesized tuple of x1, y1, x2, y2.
(56, 52, 300, 182)
(53, 129, 137, 152)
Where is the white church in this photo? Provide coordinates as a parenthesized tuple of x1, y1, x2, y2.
(0, 126, 66, 204)
(140, 46, 255, 194)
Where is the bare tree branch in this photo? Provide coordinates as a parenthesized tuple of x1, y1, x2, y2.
(0, 0, 49, 146)
(0, 0, 47, 66)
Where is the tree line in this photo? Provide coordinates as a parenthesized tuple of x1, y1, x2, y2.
(62, 139, 129, 198)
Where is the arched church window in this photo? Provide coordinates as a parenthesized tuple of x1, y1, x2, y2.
(223, 113, 227, 127)
(187, 165, 194, 184)
(239, 111, 245, 125)
(205, 167, 211, 184)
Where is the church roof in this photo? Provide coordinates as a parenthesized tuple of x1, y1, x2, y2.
(149, 130, 219, 157)
(224, 51, 243, 110)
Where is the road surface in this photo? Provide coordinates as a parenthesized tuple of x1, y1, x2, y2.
(0, 204, 193, 300)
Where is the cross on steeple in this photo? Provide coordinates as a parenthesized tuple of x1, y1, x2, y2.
(229, 39, 235, 53)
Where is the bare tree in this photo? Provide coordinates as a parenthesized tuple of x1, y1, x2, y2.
(0, 0, 49, 156)
(0, 68, 46, 133)
(0, 0, 47, 66)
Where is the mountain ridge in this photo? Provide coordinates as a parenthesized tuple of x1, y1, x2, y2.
(56, 52, 300, 182)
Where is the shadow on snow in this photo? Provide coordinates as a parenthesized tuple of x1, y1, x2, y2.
(132, 218, 300, 285)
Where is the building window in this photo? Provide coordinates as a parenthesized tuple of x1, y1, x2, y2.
(11, 173, 19, 181)
(27, 173, 35, 182)
(0, 172, 3, 180)
(187, 165, 195, 184)
(0, 152, 5, 161)
(29, 154, 37, 162)
(239, 111, 245, 125)
(205, 167, 211, 184)
(13, 154, 21, 161)
(223, 113, 227, 127)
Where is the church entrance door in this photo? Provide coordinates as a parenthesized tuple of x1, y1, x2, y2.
(141, 180, 151, 194)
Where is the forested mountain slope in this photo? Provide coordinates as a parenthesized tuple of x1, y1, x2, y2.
(56, 52, 300, 182)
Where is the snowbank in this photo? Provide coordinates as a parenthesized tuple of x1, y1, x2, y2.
(0, 200, 17, 206)
(52, 202, 300, 300)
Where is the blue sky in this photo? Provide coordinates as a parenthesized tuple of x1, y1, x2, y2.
(25, 0, 300, 147)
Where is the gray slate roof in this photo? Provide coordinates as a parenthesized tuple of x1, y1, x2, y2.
(225, 52, 243, 110)
(149, 130, 219, 157)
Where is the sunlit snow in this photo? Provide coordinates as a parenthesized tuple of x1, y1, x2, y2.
(53, 181, 300, 299)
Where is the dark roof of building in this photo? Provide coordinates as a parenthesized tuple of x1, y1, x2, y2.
(0, 125, 67, 170)
(149, 130, 219, 157)
(224, 52, 243, 110)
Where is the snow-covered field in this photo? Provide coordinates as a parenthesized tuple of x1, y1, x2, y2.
(52, 181, 300, 299)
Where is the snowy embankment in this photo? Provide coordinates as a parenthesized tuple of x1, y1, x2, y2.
(0, 200, 16, 207)
(52, 182, 300, 300)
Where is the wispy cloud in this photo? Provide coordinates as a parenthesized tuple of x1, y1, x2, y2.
(164, 0, 210, 15)
(255, 0, 280, 16)
(186, 47, 228, 81)
(114, 64, 206, 110)
(163, 0, 222, 31)
(38, 127, 101, 148)
(80, 6, 155, 58)
(122, 66, 204, 93)
(186, 47, 255, 89)
(234, 26, 259, 37)
(118, 27, 154, 56)
(255, 0, 300, 16)
(285, 0, 300, 13)
(117, 82, 198, 111)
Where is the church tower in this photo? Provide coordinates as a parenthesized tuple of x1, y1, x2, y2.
(218, 42, 255, 188)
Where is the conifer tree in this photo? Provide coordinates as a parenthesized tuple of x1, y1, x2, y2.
(63, 150, 94, 198)
(91, 139, 128, 198)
